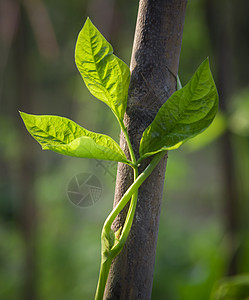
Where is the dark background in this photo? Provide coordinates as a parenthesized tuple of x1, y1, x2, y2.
(1, 0, 249, 299)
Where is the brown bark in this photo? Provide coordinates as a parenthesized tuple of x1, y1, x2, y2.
(104, 1, 187, 299)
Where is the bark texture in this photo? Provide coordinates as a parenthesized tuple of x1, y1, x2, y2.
(104, 1, 187, 299)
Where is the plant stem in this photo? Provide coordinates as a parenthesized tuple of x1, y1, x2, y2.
(118, 119, 136, 164)
(110, 119, 139, 255)
(95, 113, 166, 300)
(94, 151, 166, 300)
(94, 258, 112, 300)
(111, 167, 138, 258)
(104, 150, 166, 255)
(94, 151, 166, 299)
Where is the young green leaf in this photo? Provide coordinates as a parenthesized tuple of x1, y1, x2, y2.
(75, 18, 130, 121)
(139, 58, 218, 159)
(20, 112, 130, 163)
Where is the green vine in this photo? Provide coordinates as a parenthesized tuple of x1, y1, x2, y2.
(20, 18, 219, 299)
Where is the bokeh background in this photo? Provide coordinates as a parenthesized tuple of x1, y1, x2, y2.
(1, 0, 249, 299)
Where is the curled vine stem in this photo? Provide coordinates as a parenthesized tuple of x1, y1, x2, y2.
(94, 150, 166, 300)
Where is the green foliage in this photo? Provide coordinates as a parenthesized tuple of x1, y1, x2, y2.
(20, 112, 128, 163)
(20, 22, 218, 167)
(139, 59, 218, 159)
(75, 18, 130, 122)
(210, 275, 249, 300)
(19, 17, 219, 300)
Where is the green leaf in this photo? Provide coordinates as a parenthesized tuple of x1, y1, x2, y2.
(75, 17, 130, 121)
(20, 112, 129, 163)
(139, 58, 218, 158)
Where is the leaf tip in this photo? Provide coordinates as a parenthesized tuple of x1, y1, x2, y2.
(19, 111, 29, 122)
(201, 57, 210, 69)
(84, 16, 94, 29)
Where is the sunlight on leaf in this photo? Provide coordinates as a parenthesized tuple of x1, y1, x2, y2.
(75, 18, 130, 121)
(139, 58, 219, 159)
(20, 112, 129, 163)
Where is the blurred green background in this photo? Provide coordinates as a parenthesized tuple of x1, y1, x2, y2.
(1, 0, 249, 299)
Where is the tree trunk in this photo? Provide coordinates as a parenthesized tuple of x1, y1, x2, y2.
(104, 1, 187, 299)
